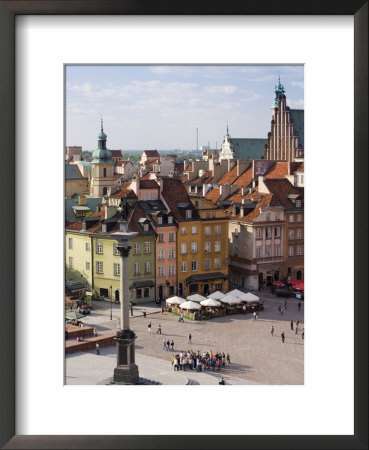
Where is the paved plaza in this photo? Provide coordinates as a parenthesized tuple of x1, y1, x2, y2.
(66, 291, 304, 385)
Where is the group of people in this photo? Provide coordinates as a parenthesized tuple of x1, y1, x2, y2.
(271, 322, 304, 342)
(171, 350, 231, 372)
(163, 339, 175, 351)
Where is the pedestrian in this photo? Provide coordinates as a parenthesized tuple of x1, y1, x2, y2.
(255, 313, 258, 320)
(170, 340, 174, 351)
(302, 328, 304, 339)
(143, 309, 146, 318)
(96, 343, 100, 355)
(226, 353, 230, 364)
(188, 333, 192, 344)
(130, 302, 133, 316)
(295, 325, 298, 334)
(298, 301, 301, 311)
(157, 323, 162, 334)
(296, 319, 299, 327)
(280, 306, 284, 315)
(163, 338, 167, 350)
(270, 326, 274, 336)
(253, 311, 256, 320)
(147, 321, 151, 332)
(166, 339, 170, 351)
(278, 305, 281, 314)
(161, 306, 165, 314)
(93, 327, 97, 337)
(281, 331, 285, 343)
(290, 320, 294, 330)
(179, 313, 184, 323)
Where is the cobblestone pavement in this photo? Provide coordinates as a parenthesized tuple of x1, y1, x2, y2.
(68, 290, 304, 385)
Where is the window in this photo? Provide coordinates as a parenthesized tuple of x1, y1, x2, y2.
(113, 243, 120, 255)
(265, 227, 272, 238)
(181, 261, 187, 272)
(297, 229, 303, 239)
(69, 257, 74, 269)
(96, 241, 103, 254)
(134, 263, 140, 275)
(68, 238, 73, 249)
(288, 246, 294, 256)
(274, 227, 281, 237)
(212, 212, 216, 218)
(191, 260, 198, 271)
(265, 247, 272, 257)
(191, 242, 198, 253)
(204, 242, 211, 253)
(204, 259, 211, 270)
(297, 245, 304, 256)
(266, 213, 271, 221)
(215, 225, 221, 235)
(255, 228, 263, 239)
(144, 288, 150, 297)
(297, 214, 303, 222)
(158, 250, 164, 260)
(157, 216, 163, 225)
(206, 212, 210, 219)
(204, 226, 211, 236)
(274, 246, 280, 256)
(180, 243, 187, 254)
(158, 266, 164, 277)
(133, 242, 140, 254)
(168, 265, 175, 276)
(85, 242, 90, 251)
(289, 215, 295, 223)
(144, 262, 151, 273)
(168, 232, 175, 242)
(114, 263, 120, 276)
(168, 216, 173, 224)
(143, 223, 149, 231)
(256, 247, 262, 258)
(144, 242, 151, 253)
(158, 233, 164, 243)
(168, 249, 175, 259)
(214, 258, 220, 270)
(96, 261, 103, 274)
(136, 288, 142, 299)
(186, 209, 192, 219)
(289, 230, 294, 240)
(275, 213, 280, 221)
(103, 168, 107, 178)
(85, 262, 90, 271)
(191, 226, 197, 234)
(181, 227, 187, 235)
(214, 241, 221, 252)
(214, 283, 222, 291)
(296, 199, 302, 208)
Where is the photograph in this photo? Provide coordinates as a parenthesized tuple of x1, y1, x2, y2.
(64, 65, 305, 386)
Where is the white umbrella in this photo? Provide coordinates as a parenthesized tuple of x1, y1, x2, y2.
(239, 292, 260, 302)
(180, 300, 202, 310)
(200, 298, 221, 307)
(166, 296, 186, 305)
(227, 289, 245, 298)
(207, 290, 225, 300)
(187, 294, 206, 302)
(220, 295, 242, 305)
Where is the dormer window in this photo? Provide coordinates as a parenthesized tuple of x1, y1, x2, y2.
(168, 216, 173, 224)
(143, 224, 149, 231)
(158, 216, 163, 225)
(296, 199, 302, 208)
(186, 209, 192, 219)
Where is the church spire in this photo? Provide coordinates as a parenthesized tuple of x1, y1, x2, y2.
(271, 75, 285, 109)
(101, 116, 104, 132)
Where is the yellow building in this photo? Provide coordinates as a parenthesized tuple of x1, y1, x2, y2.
(65, 230, 93, 290)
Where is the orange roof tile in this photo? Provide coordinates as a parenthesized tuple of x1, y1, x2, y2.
(217, 165, 238, 185)
(233, 166, 253, 188)
(205, 187, 220, 204)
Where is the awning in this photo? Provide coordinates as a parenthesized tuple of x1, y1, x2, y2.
(185, 272, 229, 283)
(129, 280, 155, 289)
(66, 282, 86, 291)
(229, 265, 258, 275)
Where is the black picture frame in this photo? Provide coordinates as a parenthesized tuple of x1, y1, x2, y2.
(0, 1, 367, 449)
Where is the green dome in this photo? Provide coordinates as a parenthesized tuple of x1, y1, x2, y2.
(92, 119, 113, 163)
(98, 130, 107, 140)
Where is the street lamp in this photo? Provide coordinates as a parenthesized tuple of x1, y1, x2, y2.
(110, 285, 112, 320)
(110, 200, 139, 384)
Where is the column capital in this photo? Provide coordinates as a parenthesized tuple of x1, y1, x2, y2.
(117, 245, 131, 258)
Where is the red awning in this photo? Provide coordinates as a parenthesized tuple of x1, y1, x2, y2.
(293, 282, 304, 291)
(272, 280, 285, 287)
(290, 279, 304, 285)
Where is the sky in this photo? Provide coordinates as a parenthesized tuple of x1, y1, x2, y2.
(66, 65, 304, 151)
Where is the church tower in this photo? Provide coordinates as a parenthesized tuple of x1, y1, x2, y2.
(90, 119, 115, 197)
(219, 123, 236, 161)
(264, 77, 304, 162)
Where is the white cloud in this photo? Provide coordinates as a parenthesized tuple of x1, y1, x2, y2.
(287, 98, 304, 108)
(291, 81, 304, 89)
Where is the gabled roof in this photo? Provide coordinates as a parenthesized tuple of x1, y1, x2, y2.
(65, 164, 86, 180)
(128, 202, 155, 234)
(263, 178, 304, 209)
(143, 150, 160, 158)
(205, 187, 221, 204)
(226, 191, 273, 222)
(217, 165, 238, 185)
(233, 166, 253, 188)
(188, 170, 213, 186)
(109, 186, 137, 199)
(139, 179, 159, 189)
(161, 177, 199, 221)
(230, 138, 267, 160)
(111, 150, 122, 157)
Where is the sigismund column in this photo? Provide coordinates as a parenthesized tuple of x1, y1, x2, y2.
(111, 202, 139, 384)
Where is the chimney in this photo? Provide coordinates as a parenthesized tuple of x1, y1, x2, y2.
(78, 195, 87, 206)
(102, 223, 107, 233)
(240, 207, 244, 217)
(232, 205, 236, 216)
(82, 219, 86, 232)
(252, 179, 256, 188)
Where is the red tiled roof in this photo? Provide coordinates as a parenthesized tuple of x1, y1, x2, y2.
(185, 163, 193, 172)
(139, 179, 159, 189)
(109, 188, 137, 199)
(143, 150, 160, 157)
(161, 177, 198, 221)
(145, 158, 160, 165)
(205, 187, 220, 204)
(217, 165, 238, 185)
(111, 150, 122, 157)
(189, 170, 213, 185)
(226, 192, 273, 222)
(265, 162, 289, 179)
(233, 166, 253, 188)
(263, 178, 304, 209)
